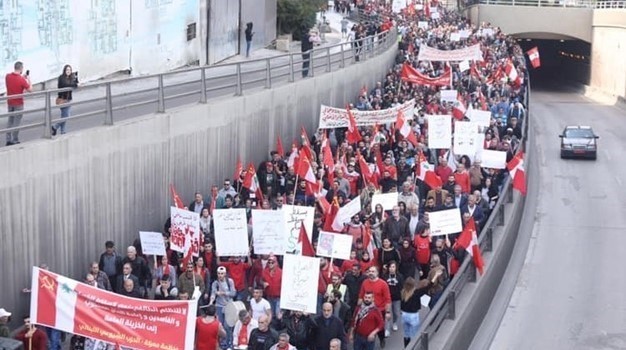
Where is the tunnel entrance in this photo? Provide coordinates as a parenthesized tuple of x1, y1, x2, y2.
(515, 38, 591, 90)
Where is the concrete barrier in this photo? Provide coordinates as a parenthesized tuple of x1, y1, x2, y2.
(0, 35, 398, 329)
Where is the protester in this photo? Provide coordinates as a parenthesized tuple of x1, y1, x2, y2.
(0, 308, 11, 338)
(195, 305, 226, 350)
(14, 316, 47, 350)
(4, 61, 31, 146)
(233, 309, 258, 349)
(53, 64, 79, 135)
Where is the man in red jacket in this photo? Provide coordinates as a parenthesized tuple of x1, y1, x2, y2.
(220, 256, 251, 301)
(357, 266, 391, 347)
(14, 316, 48, 350)
(349, 291, 384, 350)
(262, 255, 282, 317)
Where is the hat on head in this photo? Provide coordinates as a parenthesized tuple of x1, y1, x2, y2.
(217, 266, 227, 273)
(0, 308, 11, 318)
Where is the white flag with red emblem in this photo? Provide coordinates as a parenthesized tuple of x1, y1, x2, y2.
(526, 47, 541, 69)
(507, 152, 527, 195)
(396, 110, 418, 146)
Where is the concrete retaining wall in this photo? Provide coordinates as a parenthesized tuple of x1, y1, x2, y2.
(590, 9, 626, 100)
(0, 39, 398, 328)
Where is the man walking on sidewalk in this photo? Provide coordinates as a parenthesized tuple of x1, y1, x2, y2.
(5, 61, 32, 146)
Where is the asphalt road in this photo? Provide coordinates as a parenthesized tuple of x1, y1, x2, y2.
(489, 86, 626, 349)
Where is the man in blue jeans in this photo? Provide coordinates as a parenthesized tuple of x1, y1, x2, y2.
(349, 292, 384, 350)
(211, 266, 236, 349)
(5, 61, 32, 146)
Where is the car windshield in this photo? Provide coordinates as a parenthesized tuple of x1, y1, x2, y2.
(564, 129, 594, 138)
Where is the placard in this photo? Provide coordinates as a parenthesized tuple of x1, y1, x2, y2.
(139, 231, 166, 256)
(478, 150, 507, 169)
(428, 208, 463, 236)
(453, 121, 478, 156)
(481, 28, 494, 37)
(213, 209, 250, 256)
(251, 210, 285, 255)
(431, 12, 440, 19)
(317, 231, 353, 260)
(468, 109, 492, 127)
(474, 133, 485, 160)
(170, 207, 201, 257)
(459, 29, 471, 39)
(371, 192, 399, 211)
(283, 205, 315, 254)
(440, 90, 457, 104)
(331, 196, 362, 231)
(459, 60, 470, 72)
(280, 254, 320, 313)
(426, 115, 452, 149)
(418, 21, 428, 30)
(450, 33, 461, 42)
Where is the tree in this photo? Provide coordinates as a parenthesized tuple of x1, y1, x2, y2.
(277, 0, 327, 40)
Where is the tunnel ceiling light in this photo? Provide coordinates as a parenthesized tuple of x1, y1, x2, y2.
(560, 39, 565, 42)
(526, 39, 532, 41)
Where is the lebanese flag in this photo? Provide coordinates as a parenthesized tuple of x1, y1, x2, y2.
(322, 132, 335, 174)
(505, 60, 522, 87)
(287, 142, 299, 168)
(358, 152, 375, 187)
(298, 223, 316, 257)
(456, 218, 484, 275)
(424, 0, 431, 17)
(297, 153, 317, 184)
(346, 105, 362, 144)
(276, 136, 285, 157)
(363, 223, 375, 258)
(526, 47, 541, 68)
(169, 184, 185, 209)
(233, 157, 243, 183)
(416, 151, 442, 189)
(323, 197, 340, 232)
(242, 163, 264, 200)
(452, 93, 467, 120)
(396, 110, 418, 147)
(507, 152, 527, 195)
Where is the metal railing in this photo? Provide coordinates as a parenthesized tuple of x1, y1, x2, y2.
(408, 80, 530, 350)
(468, 0, 625, 8)
(0, 28, 397, 142)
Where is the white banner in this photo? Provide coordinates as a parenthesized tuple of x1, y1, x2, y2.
(283, 205, 315, 254)
(170, 207, 201, 257)
(418, 21, 428, 30)
(318, 99, 415, 129)
(478, 150, 507, 169)
(418, 44, 483, 62)
(213, 209, 250, 256)
(371, 192, 399, 211)
(453, 121, 479, 156)
(332, 197, 362, 231)
(317, 231, 353, 260)
(392, 0, 406, 12)
(280, 254, 320, 313)
(459, 60, 470, 72)
(429, 208, 463, 235)
(440, 90, 457, 104)
(251, 210, 285, 255)
(468, 109, 492, 127)
(139, 231, 166, 256)
(427, 115, 452, 149)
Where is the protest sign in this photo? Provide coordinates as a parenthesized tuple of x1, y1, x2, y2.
(30, 267, 197, 350)
(418, 21, 428, 30)
(371, 192, 399, 211)
(318, 99, 415, 129)
(459, 29, 471, 39)
(427, 115, 452, 149)
(213, 209, 250, 256)
(139, 231, 166, 256)
(317, 231, 353, 260)
(450, 33, 461, 42)
(440, 90, 457, 104)
(282, 205, 315, 254)
(251, 210, 285, 255)
(468, 109, 492, 127)
(280, 254, 320, 313)
(170, 207, 201, 257)
(331, 196, 362, 231)
(478, 150, 507, 169)
(429, 208, 463, 236)
(453, 121, 478, 156)
(474, 133, 485, 160)
(459, 60, 470, 72)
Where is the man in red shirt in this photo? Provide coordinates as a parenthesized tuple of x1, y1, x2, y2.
(220, 255, 251, 301)
(349, 291, 384, 350)
(357, 266, 391, 347)
(14, 316, 48, 350)
(5, 61, 32, 146)
(262, 255, 282, 317)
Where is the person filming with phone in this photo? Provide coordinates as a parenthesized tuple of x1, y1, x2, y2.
(4, 61, 32, 146)
(53, 64, 79, 135)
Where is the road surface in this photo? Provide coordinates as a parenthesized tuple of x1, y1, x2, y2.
(489, 86, 626, 349)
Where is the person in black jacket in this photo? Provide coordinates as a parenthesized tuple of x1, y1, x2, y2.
(53, 64, 78, 135)
(245, 22, 254, 57)
(311, 303, 347, 350)
(274, 310, 315, 349)
(121, 246, 151, 298)
(301, 26, 314, 78)
(399, 274, 441, 347)
(248, 315, 278, 350)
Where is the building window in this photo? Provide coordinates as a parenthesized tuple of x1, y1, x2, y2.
(187, 23, 197, 41)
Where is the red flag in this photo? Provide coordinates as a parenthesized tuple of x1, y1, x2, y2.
(526, 47, 541, 68)
(456, 218, 484, 275)
(169, 184, 185, 209)
(357, 151, 374, 187)
(507, 152, 527, 195)
(478, 90, 488, 110)
(287, 142, 299, 169)
(374, 145, 385, 179)
(323, 197, 340, 232)
(210, 186, 218, 214)
(297, 153, 317, 184)
(233, 157, 243, 184)
(363, 222, 375, 258)
(317, 194, 331, 215)
(298, 222, 315, 257)
(242, 163, 264, 201)
(276, 136, 285, 157)
(416, 151, 442, 189)
(400, 62, 451, 86)
(424, 0, 431, 17)
(505, 59, 522, 87)
(322, 132, 335, 174)
(396, 110, 418, 146)
(346, 105, 362, 144)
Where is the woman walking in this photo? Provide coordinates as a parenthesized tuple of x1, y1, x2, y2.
(53, 65, 78, 135)
(400, 273, 442, 347)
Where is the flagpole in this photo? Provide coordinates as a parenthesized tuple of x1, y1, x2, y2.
(328, 257, 334, 278)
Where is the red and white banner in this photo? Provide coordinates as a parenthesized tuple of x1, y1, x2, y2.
(526, 47, 541, 68)
(417, 44, 483, 62)
(318, 99, 415, 129)
(400, 63, 452, 87)
(30, 267, 197, 350)
(170, 207, 201, 257)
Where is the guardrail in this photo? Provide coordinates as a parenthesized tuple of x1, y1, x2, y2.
(0, 28, 397, 142)
(467, 0, 625, 8)
(408, 79, 530, 350)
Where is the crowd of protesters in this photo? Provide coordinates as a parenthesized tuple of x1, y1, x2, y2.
(2, 1, 528, 350)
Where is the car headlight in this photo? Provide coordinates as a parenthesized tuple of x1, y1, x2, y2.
(562, 144, 573, 149)
(586, 144, 596, 150)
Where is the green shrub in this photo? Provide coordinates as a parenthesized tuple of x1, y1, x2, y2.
(277, 0, 327, 40)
